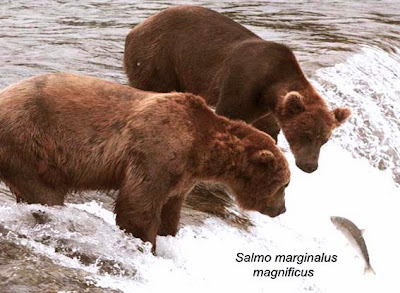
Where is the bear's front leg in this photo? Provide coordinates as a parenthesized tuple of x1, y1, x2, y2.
(114, 181, 165, 254)
(158, 195, 185, 236)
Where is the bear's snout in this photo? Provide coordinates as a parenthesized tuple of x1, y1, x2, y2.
(296, 160, 318, 173)
(260, 205, 286, 218)
(293, 145, 320, 173)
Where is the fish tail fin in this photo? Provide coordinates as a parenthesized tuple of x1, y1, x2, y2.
(364, 265, 376, 275)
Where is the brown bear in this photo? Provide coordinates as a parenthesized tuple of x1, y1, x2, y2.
(123, 5, 351, 173)
(0, 73, 290, 252)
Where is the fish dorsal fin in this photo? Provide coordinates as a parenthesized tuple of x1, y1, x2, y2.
(360, 229, 365, 235)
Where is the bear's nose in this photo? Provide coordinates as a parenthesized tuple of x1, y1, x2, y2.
(300, 163, 318, 173)
(261, 206, 286, 217)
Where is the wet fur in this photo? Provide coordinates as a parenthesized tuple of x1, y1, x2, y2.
(124, 5, 351, 172)
(0, 73, 290, 252)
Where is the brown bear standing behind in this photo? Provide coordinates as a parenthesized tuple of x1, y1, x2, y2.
(0, 73, 290, 252)
(124, 5, 351, 173)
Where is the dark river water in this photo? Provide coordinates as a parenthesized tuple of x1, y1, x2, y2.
(1, 1, 400, 292)
(1, 0, 400, 86)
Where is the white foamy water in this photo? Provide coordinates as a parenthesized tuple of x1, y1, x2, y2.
(312, 46, 400, 183)
(1, 143, 399, 292)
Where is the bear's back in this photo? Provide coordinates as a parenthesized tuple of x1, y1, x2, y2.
(131, 5, 257, 45)
(124, 6, 261, 97)
(0, 73, 220, 191)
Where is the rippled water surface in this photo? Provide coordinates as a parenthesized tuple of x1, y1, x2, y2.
(1, 0, 400, 82)
(1, 1, 400, 292)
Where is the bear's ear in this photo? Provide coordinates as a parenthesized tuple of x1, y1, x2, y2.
(251, 150, 276, 168)
(333, 107, 351, 126)
(283, 92, 305, 115)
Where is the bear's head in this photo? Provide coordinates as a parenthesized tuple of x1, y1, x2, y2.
(278, 91, 351, 173)
(227, 131, 291, 218)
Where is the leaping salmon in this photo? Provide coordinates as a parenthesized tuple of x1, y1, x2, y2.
(331, 216, 375, 275)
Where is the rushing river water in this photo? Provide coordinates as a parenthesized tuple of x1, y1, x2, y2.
(1, 1, 400, 292)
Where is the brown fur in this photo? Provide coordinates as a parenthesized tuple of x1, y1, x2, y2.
(123, 5, 351, 173)
(183, 182, 252, 230)
(0, 73, 290, 252)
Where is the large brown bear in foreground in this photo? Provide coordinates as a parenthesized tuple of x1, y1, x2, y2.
(0, 73, 290, 252)
(124, 5, 351, 173)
